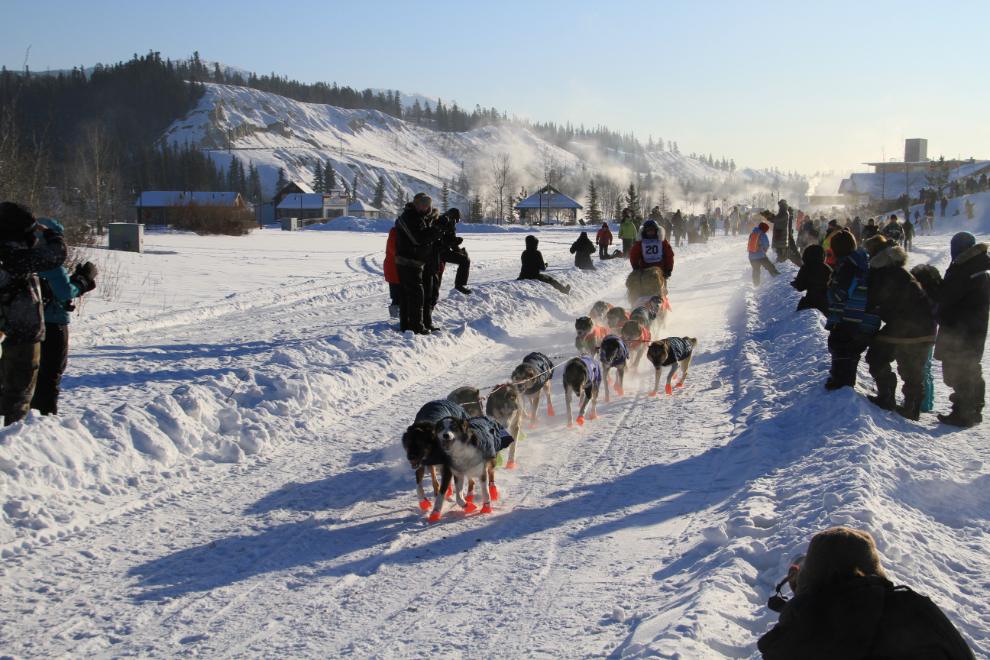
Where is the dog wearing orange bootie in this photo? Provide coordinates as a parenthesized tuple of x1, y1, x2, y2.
(646, 337, 697, 395)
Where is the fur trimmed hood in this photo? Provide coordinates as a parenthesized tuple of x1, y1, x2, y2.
(952, 242, 989, 266)
(869, 242, 908, 269)
(636, 222, 666, 241)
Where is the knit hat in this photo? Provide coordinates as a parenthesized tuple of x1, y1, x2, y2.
(413, 193, 433, 208)
(758, 222, 770, 233)
(828, 219, 838, 228)
(951, 231, 977, 261)
(0, 201, 37, 242)
(795, 527, 886, 594)
(830, 229, 857, 259)
(778, 199, 788, 207)
(444, 207, 461, 221)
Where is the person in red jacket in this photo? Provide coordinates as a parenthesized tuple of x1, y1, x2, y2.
(595, 222, 613, 260)
(384, 226, 401, 319)
(629, 220, 674, 277)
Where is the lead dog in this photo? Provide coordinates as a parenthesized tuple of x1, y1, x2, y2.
(599, 335, 630, 400)
(646, 337, 698, 395)
(485, 384, 523, 468)
(402, 400, 466, 510)
(447, 386, 483, 417)
(512, 352, 555, 428)
(562, 356, 601, 427)
(429, 415, 514, 523)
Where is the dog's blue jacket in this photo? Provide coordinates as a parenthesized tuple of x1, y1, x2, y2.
(468, 415, 514, 461)
(578, 356, 602, 390)
(659, 337, 694, 366)
(601, 335, 630, 367)
(415, 399, 469, 424)
(415, 400, 468, 466)
(520, 352, 555, 396)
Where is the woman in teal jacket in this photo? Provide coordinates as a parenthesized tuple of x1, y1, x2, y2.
(31, 218, 97, 415)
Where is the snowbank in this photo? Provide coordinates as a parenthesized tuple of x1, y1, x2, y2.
(299, 215, 539, 233)
(614, 266, 988, 658)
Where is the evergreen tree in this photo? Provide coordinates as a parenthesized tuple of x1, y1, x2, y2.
(470, 194, 483, 223)
(373, 174, 386, 209)
(614, 197, 623, 223)
(397, 188, 407, 209)
(352, 173, 359, 200)
(276, 166, 287, 191)
(586, 179, 602, 224)
(626, 182, 641, 218)
(441, 182, 450, 213)
(312, 162, 324, 193)
(248, 161, 263, 202)
(324, 160, 335, 190)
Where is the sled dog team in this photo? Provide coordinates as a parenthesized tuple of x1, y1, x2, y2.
(401, 298, 697, 524)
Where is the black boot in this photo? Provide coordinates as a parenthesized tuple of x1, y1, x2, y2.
(455, 285, 473, 294)
(896, 397, 921, 421)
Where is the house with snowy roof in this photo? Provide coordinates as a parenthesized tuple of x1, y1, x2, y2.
(134, 191, 244, 224)
(274, 181, 314, 209)
(514, 186, 583, 225)
(275, 189, 350, 223)
(347, 200, 381, 219)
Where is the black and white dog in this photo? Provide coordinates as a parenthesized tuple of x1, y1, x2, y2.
(429, 415, 514, 523)
(511, 352, 555, 428)
(562, 356, 602, 427)
(402, 400, 466, 510)
(599, 335, 630, 401)
(589, 301, 613, 327)
(646, 337, 698, 395)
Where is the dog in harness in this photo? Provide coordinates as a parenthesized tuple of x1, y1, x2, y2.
(402, 399, 468, 510)
(646, 336, 698, 395)
(562, 356, 601, 427)
(485, 383, 523, 468)
(589, 301, 613, 327)
(605, 306, 630, 334)
(512, 351, 556, 428)
(575, 315, 610, 354)
(447, 386, 483, 417)
(599, 335, 630, 400)
(429, 415, 514, 523)
(620, 319, 652, 371)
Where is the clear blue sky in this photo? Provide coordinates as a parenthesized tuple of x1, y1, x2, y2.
(3, 0, 987, 175)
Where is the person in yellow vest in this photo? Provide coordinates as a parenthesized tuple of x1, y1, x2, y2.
(822, 220, 840, 271)
(748, 222, 780, 286)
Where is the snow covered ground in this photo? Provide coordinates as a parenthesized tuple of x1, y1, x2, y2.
(2, 205, 990, 658)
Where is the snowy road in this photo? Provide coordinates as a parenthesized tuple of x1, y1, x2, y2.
(2, 226, 989, 658)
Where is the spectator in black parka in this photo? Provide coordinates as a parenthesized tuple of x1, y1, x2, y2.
(790, 244, 831, 317)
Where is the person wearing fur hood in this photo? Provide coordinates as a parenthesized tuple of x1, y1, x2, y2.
(758, 526, 975, 660)
(861, 236, 936, 420)
(628, 220, 674, 276)
(935, 232, 990, 427)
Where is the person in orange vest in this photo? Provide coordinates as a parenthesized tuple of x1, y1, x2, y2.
(822, 220, 840, 271)
(748, 222, 780, 286)
(595, 222, 613, 260)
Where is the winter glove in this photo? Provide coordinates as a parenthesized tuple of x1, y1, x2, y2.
(71, 261, 98, 294)
(662, 270, 672, 279)
(455, 236, 463, 245)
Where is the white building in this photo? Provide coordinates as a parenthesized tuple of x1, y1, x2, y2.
(275, 189, 350, 222)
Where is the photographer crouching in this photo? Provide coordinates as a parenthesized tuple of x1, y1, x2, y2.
(0, 203, 69, 425)
(31, 218, 97, 416)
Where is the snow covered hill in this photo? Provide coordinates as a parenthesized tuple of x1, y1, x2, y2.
(1, 203, 989, 657)
(160, 82, 803, 213)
